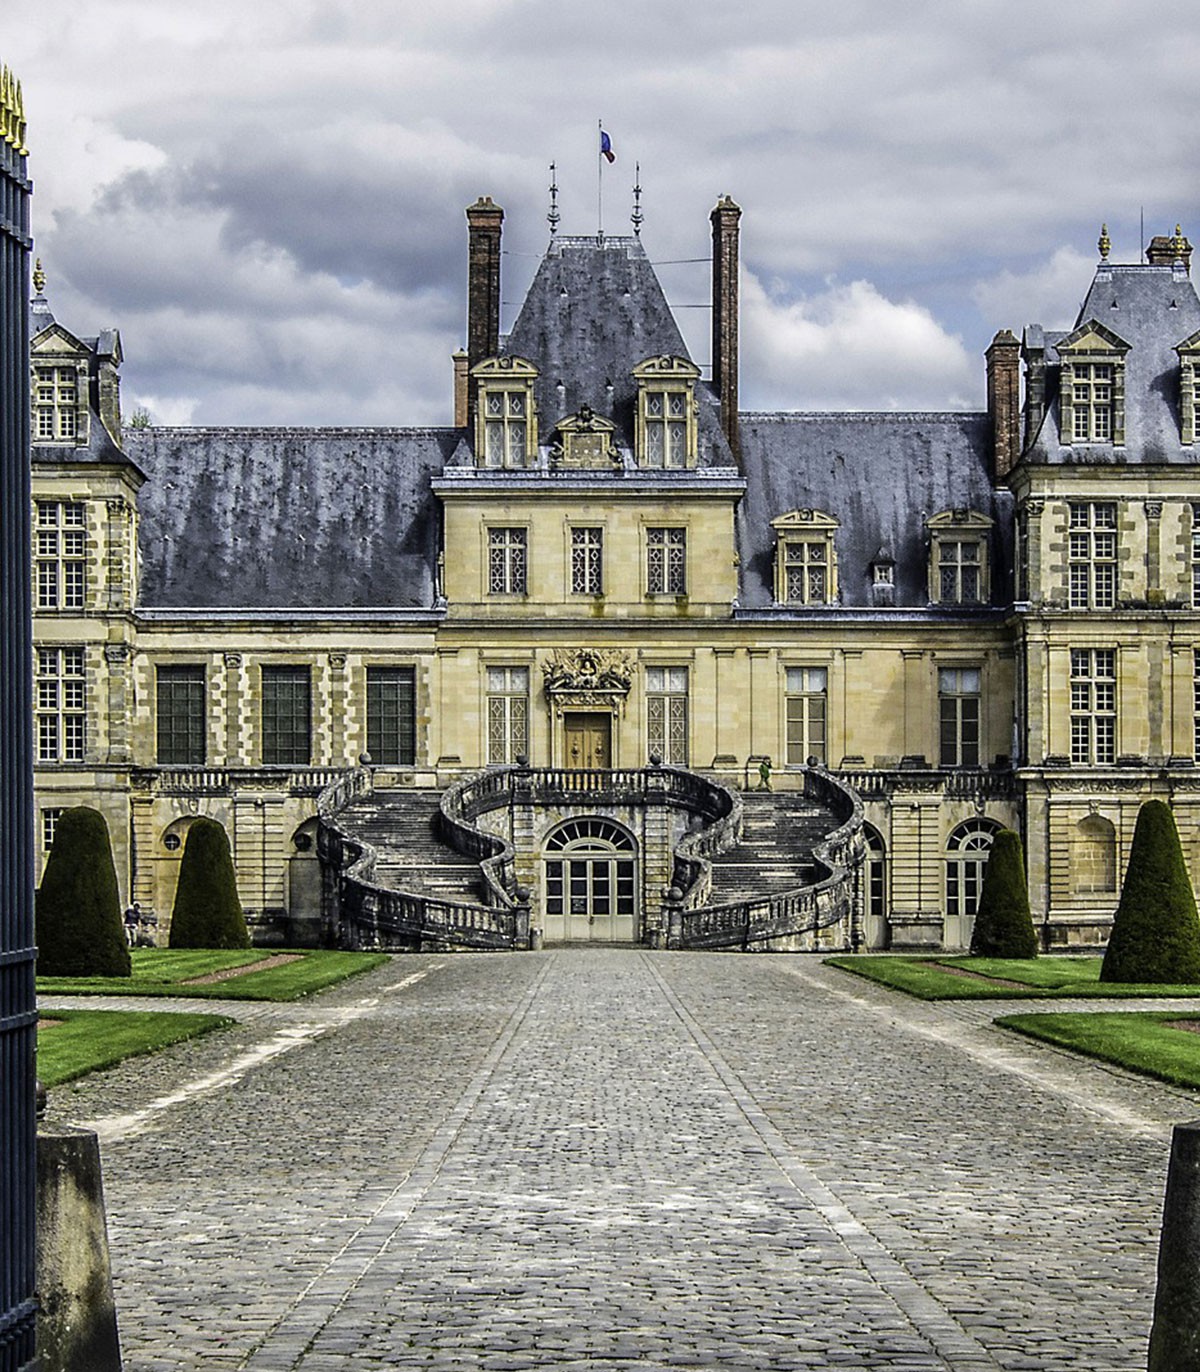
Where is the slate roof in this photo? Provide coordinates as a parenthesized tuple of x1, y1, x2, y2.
(736, 412, 1013, 609)
(123, 427, 462, 610)
(1025, 262, 1200, 464)
(32, 415, 133, 470)
(502, 235, 735, 467)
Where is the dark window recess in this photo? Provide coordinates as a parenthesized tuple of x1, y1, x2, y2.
(367, 666, 417, 765)
(262, 665, 311, 765)
(157, 665, 206, 765)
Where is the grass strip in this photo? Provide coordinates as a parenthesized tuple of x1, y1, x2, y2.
(37, 1008, 231, 1086)
(997, 1011, 1200, 1090)
(37, 949, 389, 1001)
(824, 954, 1200, 1001)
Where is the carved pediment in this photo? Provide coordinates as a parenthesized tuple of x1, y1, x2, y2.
(550, 405, 622, 469)
(542, 647, 635, 696)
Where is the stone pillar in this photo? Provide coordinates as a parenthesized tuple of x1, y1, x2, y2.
(710, 195, 742, 465)
(1146, 500, 1164, 605)
(36, 1124, 122, 1372)
(103, 497, 130, 612)
(223, 653, 245, 766)
(985, 329, 1021, 479)
(103, 641, 131, 765)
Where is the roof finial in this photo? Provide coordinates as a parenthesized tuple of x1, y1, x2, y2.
(631, 162, 643, 237)
(1172, 223, 1187, 258)
(32, 257, 44, 294)
(1098, 223, 1110, 261)
(547, 161, 559, 237)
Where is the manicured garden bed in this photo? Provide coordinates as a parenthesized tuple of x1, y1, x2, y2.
(824, 954, 1200, 1000)
(997, 1011, 1200, 1089)
(37, 1008, 231, 1086)
(37, 948, 389, 1001)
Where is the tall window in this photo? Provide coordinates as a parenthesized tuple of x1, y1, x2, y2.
(487, 666, 528, 764)
(261, 665, 311, 765)
(1070, 649, 1116, 764)
(784, 540, 830, 604)
(785, 667, 827, 765)
(643, 390, 688, 467)
(647, 527, 686, 595)
(1194, 650, 1200, 760)
(488, 527, 527, 595)
(571, 527, 603, 596)
(946, 820, 999, 919)
(863, 824, 886, 927)
(36, 646, 85, 763)
(42, 808, 64, 855)
(1192, 527, 1200, 609)
(483, 390, 528, 467)
(646, 666, 688, 764)
(1071, 362, 1113, 441)
(938, 668, 980, 767)
(937, 540, 983, 604)
(367, 666, 416, 765)
(1068, 502, 1117, 609)
(33, 364, 81, 443)
(157, 665, 206, 765)
(35, 500, 86, 611)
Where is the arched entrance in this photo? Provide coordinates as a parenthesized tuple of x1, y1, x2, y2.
(543, 817, 637, 943)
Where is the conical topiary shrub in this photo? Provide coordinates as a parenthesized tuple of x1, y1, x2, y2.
(168, 818, 251, 949)
(1101, 800, 1200, 984)
(36, 806, 131, 977)
(969, 828, 1038, 959)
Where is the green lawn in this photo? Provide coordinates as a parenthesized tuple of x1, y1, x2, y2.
(824, 954, 1200, 1000)
(37, 948, 390, 1001)
(998, 1011, 1200, 1089)
(37, 1008, 231, 1086)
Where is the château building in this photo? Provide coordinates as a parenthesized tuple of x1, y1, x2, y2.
(29, 198, 1200, 953)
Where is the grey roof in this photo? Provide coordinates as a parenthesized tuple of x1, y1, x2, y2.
(1026, 263, 1200, 464)
(736, 412, 1013, 609)
(123, 427, 459, 610)
(502, 235, 735, 466)
(32, 413, 134, 470)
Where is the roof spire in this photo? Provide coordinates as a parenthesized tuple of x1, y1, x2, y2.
(32, 257, 45, 295)
(547, 162, 559, 237)
(1098, 223, 1110, 261)
(631, 162, 643, 237)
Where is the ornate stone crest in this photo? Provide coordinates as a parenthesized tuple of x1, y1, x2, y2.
(541, 648, 634, 698)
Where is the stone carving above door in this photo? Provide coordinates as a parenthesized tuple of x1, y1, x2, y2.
(542, 648, 635, 700)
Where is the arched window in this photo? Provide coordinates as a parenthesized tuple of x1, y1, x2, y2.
(862, 823, 886, 924)
(946, 818, 1001, 918)
(1072, 815, 1117, 894)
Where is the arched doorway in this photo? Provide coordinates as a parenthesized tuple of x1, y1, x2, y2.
(861, 822, 887, 948)
(944, 817, 1001, 947)
(543, 818, 637, 943)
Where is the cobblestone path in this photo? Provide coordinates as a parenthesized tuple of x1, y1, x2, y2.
(43, 952, 1195, 1371)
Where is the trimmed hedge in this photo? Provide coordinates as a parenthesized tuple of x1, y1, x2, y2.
(969, 828, 1038, 959)
(168, 818, 251, 950)
(1101, 800, 1200, 984)
(35, 807, 131, 977)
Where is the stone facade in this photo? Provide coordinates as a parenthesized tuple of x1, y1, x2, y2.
(28, 199, 1200, 952)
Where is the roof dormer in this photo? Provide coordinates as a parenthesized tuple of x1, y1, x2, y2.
(631, 355, 700, 469)
(471, 355, 538, 468)
(1055, 319, 1130, 447)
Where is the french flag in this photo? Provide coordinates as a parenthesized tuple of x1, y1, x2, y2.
(600, 129, 615, 163)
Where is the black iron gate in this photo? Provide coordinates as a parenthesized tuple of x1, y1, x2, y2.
(0, 65, 37, 1372)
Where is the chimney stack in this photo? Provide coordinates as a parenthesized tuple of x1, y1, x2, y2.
(466, 197, 504, 391)
(452, 349, 469, 428)
(986, 329, 1021, 480)
(1146, 225, 1192, 273)
(710, 195, 742, 465)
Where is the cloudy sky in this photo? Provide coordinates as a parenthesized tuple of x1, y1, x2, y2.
(9, 1, 1200, 425)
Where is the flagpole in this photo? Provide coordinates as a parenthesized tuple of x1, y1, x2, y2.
(597, 118, 603, 238)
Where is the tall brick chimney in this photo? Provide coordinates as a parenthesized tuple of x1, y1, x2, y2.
(1146, 225, 1192, 272)
(466, 196, 504, 387)
(710, 195, 742, 465)
(986, 329, 1021, 480)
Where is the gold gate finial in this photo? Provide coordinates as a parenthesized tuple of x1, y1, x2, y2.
(32, 258, 45, 294)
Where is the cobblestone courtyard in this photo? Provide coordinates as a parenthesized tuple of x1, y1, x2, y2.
(41, 952, 1199, 1370)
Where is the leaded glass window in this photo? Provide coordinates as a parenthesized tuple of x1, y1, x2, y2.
(488, 527, 527, 595)
(647, 527, 686, 595)
(784, 540, 829, 604)
(483, 390, 528, 467)
(157, 665, 206, 765)
(487, 666, 528, 764)
(937, 540, 982, 604)
(262, 665, 311, 765)
(646, 666, 688, 764)
(571, 528, 603, 596)
(644, 390, 687, 468)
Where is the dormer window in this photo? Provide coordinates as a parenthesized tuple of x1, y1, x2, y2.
(927, 510, 992, 605)
(1175, 331, 1200, 444)
(33, 364, 85, 445)
(471, 356, 538, 468)
(632, 356, 699, 469)
(770, 510, 839, 606)
(1056, 320, 1128, 447)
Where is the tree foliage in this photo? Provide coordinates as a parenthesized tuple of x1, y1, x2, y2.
(1101, 800, 1200, 984)
(36, 807, 131, 977)
(969, 828, 1038, 959)
(168, 818, 251, 949)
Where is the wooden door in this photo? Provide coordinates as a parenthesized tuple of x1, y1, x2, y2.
(563, 712, 611, 768)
